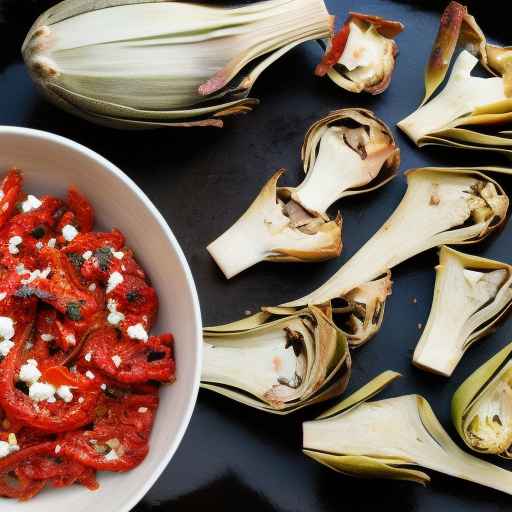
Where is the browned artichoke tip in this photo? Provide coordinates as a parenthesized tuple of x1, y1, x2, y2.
(201, 306, 351, 414)
(452, 343, 512, 458)
(207, 170, 342, 279)
(280, 108, 399, 216)
(322, 14, 404, 94)
(283, 167, 509, 309)
(486, 45, 512, 97)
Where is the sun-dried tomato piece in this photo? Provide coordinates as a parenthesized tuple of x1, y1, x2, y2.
(61, 392, 158, 472)
(80, 327, 174, 383)
(0, 169, 23, 230)
(67, 187, 94, 233)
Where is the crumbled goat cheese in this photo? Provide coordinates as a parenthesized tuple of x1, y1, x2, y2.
(0, 339, 14, 357)
(47, 238, 56, 248)
(35, 241, 44, 250)
(0, 293, 6, 301)
(0, 316, 15, 341)
(112, 355, 122, 368)
(21, 195, 42, 213)
(106, 272, 124, 293)
(65, 334, 76, 346)
(8, 235, 22, 255)
(107, 299, 125, 326)
(127, 323, 148, 342)
(19, 360, 42, 384)
(88, 283, 96, 291)
(28, 382, 56, 402)
(138, 407, 148, 413)
(105, 449, 119, 461)
(62, 225, 78, 242)
(82, 250, 93, 260)
(85, 370, 95, 380)
(112, 251, 124, 260)
(55, 444, 61, 454)
(84, 352, 92, 362)
(57, 385, 73, 403)
(41, 333, 55, 342)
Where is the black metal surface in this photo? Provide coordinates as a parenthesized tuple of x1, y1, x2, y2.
(2, 0, 512, 510)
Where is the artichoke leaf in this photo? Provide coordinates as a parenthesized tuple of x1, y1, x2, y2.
(283, 168, 508, 309)
(413, 246, 512, 377)
(452, 343, 512, 457)
(304, 371, 512, 495)
(201, 306, 351, 414)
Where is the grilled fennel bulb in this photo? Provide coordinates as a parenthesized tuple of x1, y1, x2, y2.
(22, 0, 333, 128)
(304, 370, 512, 496)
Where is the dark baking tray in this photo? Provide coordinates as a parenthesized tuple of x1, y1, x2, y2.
(2, 0, 512, 510)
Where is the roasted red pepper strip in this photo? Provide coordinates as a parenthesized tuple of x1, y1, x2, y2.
(0, 169, 23, 230)
(61, 393, 158, 472)
(67, 186, 94, 233)
(315, 17, 351, 77)
(80, 327, 175, 383)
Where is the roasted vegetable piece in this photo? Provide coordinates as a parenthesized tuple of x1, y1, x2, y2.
(304, 371, 512, 495)
(282, 168, 508, 346)
(208, 109, 399, 279)
(22, 0, 333, 129)
(413, 247, 512, 377)
(452, 343, 512, 458)
(316, 12, 404, 94)
(201, 306, 350, 414)
(398, 1, 512, 157)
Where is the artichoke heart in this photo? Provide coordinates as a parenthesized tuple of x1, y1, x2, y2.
(413, 246, 512, 377)
(398, 1, 512, 157)
(281, 168, 508, 346)
(208, 109, 398, 279)
(304, 370, 512, 495)
(316, 12, 404, 94)
(22, 0, 333, 129)
(453, 343, 512, 457)
(201, 305, 350, 414)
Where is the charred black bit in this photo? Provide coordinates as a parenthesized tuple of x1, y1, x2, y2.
(15, 286, 53, 300)
(30, 225, 46, 239)
(15, 381, 29, 394)
(95, 246, 112, 272)
(67, 252, 85, 269)
(48, 342, 60, 356)
(126, 290, 140, 303)
(284, 327, 304, 357)
(147, 351, 165, 362)
(15, 202, 23, 213)
(66, 301, 82, 321)
(493, 414, 503, 426)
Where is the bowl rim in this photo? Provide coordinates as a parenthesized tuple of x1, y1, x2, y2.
(0, 125, 203, 511)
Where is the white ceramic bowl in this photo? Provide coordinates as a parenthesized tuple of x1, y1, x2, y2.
(0, 126, 202, 511)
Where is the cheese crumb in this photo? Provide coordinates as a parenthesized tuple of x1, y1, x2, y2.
(112, 251, 124, 260)
(88, 283, 97, 292)
(85, 370, 95, 380)
(84, 352, 92, 362)
(29, 382, 56, 402)
(105, 449, 119, 461)
(35, 241, 44, 250)
(41, 333, 55, 342)
(21, 195, 42, 213)
(0, 339, 14, 357)
(0, 293, 6, 301)
(62, 225, 78, 242)
(19, 360, 42, 384)
(111, 355, 122, 368)
(0, 317, 15, 341)
(82, 250, 93, 260)
(65, 334, 76, 346)
(138, 407, 148, 413)
(57, 385, 73, 403)
(8, 235, 22, 255)
(0, 440, 19, 459)
(106, 272, 124, 293)
(55, 444, 62, 454)
(100, 383, 107, 391)
(47, 238, 56, 248)
(107, 299, 125, 326)
(127, 323, 148, 342)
